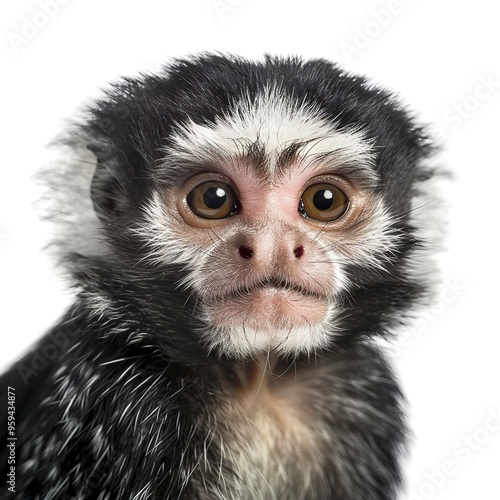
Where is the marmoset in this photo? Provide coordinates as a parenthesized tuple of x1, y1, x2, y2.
(1, 54, 441, 499)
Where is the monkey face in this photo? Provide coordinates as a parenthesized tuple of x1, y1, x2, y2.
(133, 91, 404, 359)
(45, 55, 434, 361)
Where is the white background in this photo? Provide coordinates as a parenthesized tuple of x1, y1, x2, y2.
(1, 1, 499, 499)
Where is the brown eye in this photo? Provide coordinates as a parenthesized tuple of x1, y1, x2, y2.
(299, 183, 349, 222)
(186, 181, 239, 219)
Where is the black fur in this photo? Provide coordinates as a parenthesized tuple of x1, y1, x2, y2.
(1, 54, 439, 499)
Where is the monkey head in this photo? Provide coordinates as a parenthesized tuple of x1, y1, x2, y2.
(42, 54, 438, 362)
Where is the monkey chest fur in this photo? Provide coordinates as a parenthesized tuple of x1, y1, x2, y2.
(189, 360, 330, 500)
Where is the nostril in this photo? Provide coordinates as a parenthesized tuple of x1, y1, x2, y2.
(238, 245, 254, 259)
(293, 245, 304, 258)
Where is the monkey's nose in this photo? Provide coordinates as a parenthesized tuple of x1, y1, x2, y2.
(238, 244, 305, 260)
(293, 245, 304, 258)
(238, 245, 254, 259)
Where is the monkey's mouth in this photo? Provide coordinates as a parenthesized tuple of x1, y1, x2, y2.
(229, 277, 324, 301)
(204, 277, 330, 333)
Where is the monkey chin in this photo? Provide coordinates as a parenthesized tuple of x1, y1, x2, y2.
(202, 287, 333, 358)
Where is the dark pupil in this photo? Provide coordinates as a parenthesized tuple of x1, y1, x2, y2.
(203, 187, 227, 209)
(313, 189, 334, 211)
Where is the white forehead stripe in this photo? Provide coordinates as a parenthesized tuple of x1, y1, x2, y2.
(166, 86, 375, 177)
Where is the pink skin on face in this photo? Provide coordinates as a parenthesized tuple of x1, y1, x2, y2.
(233, 165, 315, 223)
(200, 162, 337, 334)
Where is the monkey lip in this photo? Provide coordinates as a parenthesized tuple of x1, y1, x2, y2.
(206, 279, 330, 332)
(225, 278, 326, 301)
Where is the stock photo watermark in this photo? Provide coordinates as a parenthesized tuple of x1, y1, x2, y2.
(213, 0, 245, 20)
(13, 273, 147, 386)
(390, 277, 466, 357)
(339, 0, 416, 63)
(7, 0, 72, 54)
(408, 405, 500, 499)
(6, 387, 17, 494)
(15, 317, 82, 385)
(435, 73, 500, 142)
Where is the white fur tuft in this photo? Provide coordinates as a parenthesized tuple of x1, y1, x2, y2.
(166, 85, 375, 179)
(35, 142, 110, 264)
